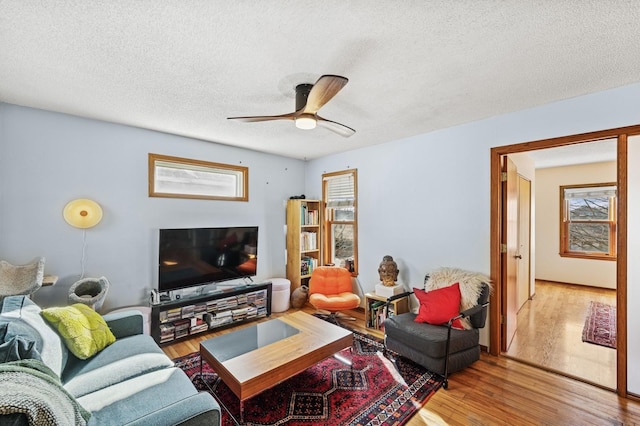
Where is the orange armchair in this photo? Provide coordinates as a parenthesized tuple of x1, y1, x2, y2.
(308, 266, 361, 324)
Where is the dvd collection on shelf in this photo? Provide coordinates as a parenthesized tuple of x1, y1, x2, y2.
(158, 289, 268, 343)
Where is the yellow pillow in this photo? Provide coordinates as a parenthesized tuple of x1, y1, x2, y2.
(41, 304, 116, 359)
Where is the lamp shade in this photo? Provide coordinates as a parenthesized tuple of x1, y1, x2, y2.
(63, 199, 103, 229)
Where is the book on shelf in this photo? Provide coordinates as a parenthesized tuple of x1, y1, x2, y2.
(232, 306, 251, 320)
(216, 296, 238, 310)
(159, 323, 175, 342)
(174, 319, 190, 339)
(205, 311, 233, 328)
(300, 204, 319, 225)
(300, 232, 317, 251)
(237, 294, 248, 305)
(215, 310, 233, 318)
(189, 318, 208, 334)
(377, 309, 386, 331)
(246, 305, 258, 318)
(368, 300, 387, 329)
(247, 289, 266, 304)
(166, 307, 181, 321)
(194, 303, 207, 315)
(301, 256, 318, 275)
(181, 305, 195, 318)
(206, 300, 218, 311)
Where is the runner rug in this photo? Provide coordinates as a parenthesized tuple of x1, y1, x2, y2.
(174, 331, 443, 425)
(582, 301, 616, 349)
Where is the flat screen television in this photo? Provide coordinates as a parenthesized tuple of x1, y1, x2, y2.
(158, 226, 258, 292)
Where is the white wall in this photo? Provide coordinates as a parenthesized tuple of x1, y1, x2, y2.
(534, 162, 617, 288)
(628, 135, 640, 396)
(0, 103, 305, 311)
(306, 82, 640, 356)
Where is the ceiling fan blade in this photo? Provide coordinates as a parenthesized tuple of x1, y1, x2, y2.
(302, 75, 348, 114)
(227, 112, 296, 122)
(316, 115, 356, 137)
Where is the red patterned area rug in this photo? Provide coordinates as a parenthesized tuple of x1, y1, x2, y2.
(582, 301, 616, 349)
(174, 332, 443, 425)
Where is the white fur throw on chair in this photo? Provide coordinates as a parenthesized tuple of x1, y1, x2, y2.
(424, 267, 492, 329)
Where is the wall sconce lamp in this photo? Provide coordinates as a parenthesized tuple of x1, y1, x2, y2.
(63, 199, 103, 229)
(63, 198, 103, 279)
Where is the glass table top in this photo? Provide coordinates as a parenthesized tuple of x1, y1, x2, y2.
(200, 319, 300, 362)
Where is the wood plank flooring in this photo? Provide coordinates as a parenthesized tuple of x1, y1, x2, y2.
(505, 280, 617, 389)
(162, 303, 640, 425)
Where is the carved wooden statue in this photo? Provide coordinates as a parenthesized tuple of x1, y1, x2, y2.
(378, 255, 399, 286)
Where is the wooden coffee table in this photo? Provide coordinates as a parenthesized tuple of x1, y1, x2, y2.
(199, 311, 353, 423)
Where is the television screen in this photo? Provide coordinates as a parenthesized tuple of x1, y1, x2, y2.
(158, 226, 258, 292)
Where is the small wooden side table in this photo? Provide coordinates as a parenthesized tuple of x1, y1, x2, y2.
(364, 292, 410, 336)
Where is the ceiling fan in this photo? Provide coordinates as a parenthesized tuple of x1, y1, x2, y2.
(227, 74, 355, 137)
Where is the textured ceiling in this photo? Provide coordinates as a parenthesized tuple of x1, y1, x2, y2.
(1, 1, 640, 160)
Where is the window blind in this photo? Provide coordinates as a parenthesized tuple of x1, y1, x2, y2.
(564, 186, 616, 199)
(324, 172, 355, 208)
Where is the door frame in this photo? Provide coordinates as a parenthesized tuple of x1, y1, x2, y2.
(489, 124, 640, 397)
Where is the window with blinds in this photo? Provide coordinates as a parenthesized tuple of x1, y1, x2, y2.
(560, 183, 616, 260)
(322, 169, 358, 274)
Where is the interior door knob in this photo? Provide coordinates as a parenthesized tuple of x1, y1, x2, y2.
(514, 254, 522, 259)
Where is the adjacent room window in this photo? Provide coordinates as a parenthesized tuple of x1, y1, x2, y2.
(560, 183, 617, 260)
(322, 169, 358, 275)
(149, 153, 248, 201)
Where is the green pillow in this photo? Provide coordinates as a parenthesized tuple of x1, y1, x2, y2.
(41, 304, 116, 359)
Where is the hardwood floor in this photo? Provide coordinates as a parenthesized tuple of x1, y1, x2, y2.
(505, 280, 617, 389)
(162, 303, 640, 425)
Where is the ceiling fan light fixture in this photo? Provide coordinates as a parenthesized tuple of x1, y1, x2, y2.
(228, 75, 354, 136)
(295, 115, 316, 130)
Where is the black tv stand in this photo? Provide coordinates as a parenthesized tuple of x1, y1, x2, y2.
(150, 282, 272, 345)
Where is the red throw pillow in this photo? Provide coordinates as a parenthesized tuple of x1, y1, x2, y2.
(414, 283, 464, 329)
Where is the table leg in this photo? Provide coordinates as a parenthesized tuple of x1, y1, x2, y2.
(200, 356, 242, 425)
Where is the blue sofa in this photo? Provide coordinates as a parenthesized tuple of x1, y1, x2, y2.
(0, 295, 221, 425)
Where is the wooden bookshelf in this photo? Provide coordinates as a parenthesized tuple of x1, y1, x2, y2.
(286, 199, 322, 291)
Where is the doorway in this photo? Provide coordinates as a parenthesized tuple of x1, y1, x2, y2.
(489, 125, 640, 397)
(505, 149, 618, 388)
(504, 152, 618, 388)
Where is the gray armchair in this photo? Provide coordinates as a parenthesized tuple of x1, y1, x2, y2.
(383, 280, 490, 389)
